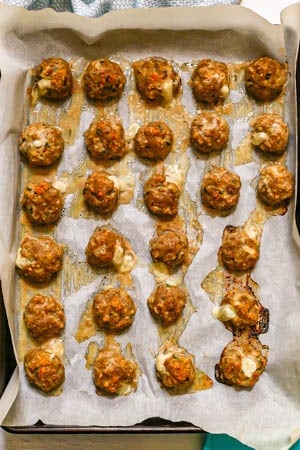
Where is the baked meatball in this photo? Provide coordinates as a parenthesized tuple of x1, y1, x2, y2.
(16, 235, 63, 283)
(24, 294, 65, 341)
(134, 121, 173, 161)
(82, 58, 126, 101)
(148, 284, 187, 326)
(84, 117, 126, 160)
(257, 164, 294, 206)
(144, 173, 180, 218)
(93, 287, 136, 332)
(132, 56, 181, 105)
(201, 167, 241, 212)
(85, 227, 121, 268)
(215, 335, 268, 387)
(190, 58, 229, 104)
(150, 230, 188, 267)
(251, 113, 289, 154)
(33, 57, 73, 100)
(190, 112, 229, 154)
(24, 348, 65, 392)
(21, 180, 64, 225)
(83, 172, 119, 214)
(244, 56, 287, 102)
(219, 225, 260, 272)
(93, 346, 137, 395)
(155, 342, 195, 389)
(18, 123, 64, 167)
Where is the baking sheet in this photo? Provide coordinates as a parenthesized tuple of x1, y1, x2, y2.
(0, 3, 300, 450)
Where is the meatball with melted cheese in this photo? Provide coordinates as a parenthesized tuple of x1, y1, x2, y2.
(85, 227, 120, 268)
(215, 335, 268, 387)
(219, 225, 260, 272)
(84, 117, 126, 160)
(148, 284, 187, 326)
(24, 348, 65, 392)
(257, 164, 294, 207)
(83, 172, 119, 214)
(155, 341, 195, 389)
(144, 173, 180, 218)
(33, 57, 73, 100)
(19, 123, 64, 167)
(201, 166, 241, 212)
(24, 294, 65, 341)
(190, 112, 229, 154)
(93, 287, 136, 332)
(132, 56, 181, 105)
(150, 229, 188, 267)
(134, 121, 173, 161)
(245, 56, 287, 102)
(16, 235, 64, 283)
(82, 59, 126, 101)
(251, 113, 289, 154)
(21, 180, 64, 225)
(190, 58, 230, 104)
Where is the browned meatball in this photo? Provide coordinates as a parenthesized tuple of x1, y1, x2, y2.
(83, 172, 119, 214)
(84, 117, 126, 160)
(251, 113, 289, 154)
(155, 342, 195, 389)
(257, 164, 294, 207)
(190, 59, 229, 104)
(18, 123, 64, 167)
(150, 230, 188, 267)
(219, 225, 260, 272)
(201, 167, 241, 212)
(132, 56, 181, 105)
(215, 335, 268, 387)
(24, 294, 65, 341)
(93, 287, 136, 332)
(16, 235, 64, 283)
(24, 348, 65, 392)
(134, 121, 173, 161)
(190, 112, 229, 154)
(85, 227, 121, 268)
(33, 57, 73, 100)
(144, 173, 180, 218)
(148, 284, 187, 326)
(82, 59, 126, 101)
(245, 56, 287, 102)
(21, 180, 64, 225)
(93, 346, 137, 395)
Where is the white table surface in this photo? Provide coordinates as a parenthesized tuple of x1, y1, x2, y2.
(0, 1, 298, 448)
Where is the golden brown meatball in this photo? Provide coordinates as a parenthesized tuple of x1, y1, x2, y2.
(150, 229, 188, 267)
(83, 172, 119, 214)
(244, 56, 287, 102)
(190, 58, 229, 104)
(257, 164, 294, 206)
(155, 342, 195, 389)
(33, 57, 73, 100)
(18, 123, 64, 167)
(134, 121, 174, 161)
(219, 225, 260, 272)
(201, 167, 241, 212)
(190, 112, 229, 154)
(82, 59, 126, 101)
(84, 117, 126, 160)
(93, 346, 138, 395)
(251, 113, 289, 154)
(24, 294, 65, 341)
(147, 284, 187, 326)
(24, 348, 65, 392)
(132, 56, 181, 105)
(85, 227, 121, 268)
(144, 173, 180, 218)
(215, 335, 268, 387)
(21, 180, 64, 225)
(16, 235, 64, 283)
(93, 287, 136, 332)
